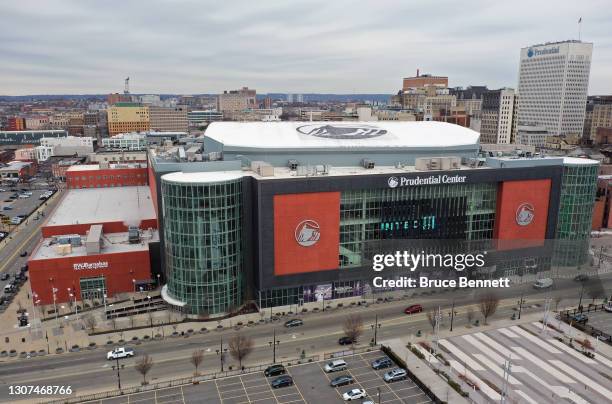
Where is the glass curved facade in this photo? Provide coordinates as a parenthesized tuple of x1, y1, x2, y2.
(161, 174, 243, 316)
(554, 162, 599, 266)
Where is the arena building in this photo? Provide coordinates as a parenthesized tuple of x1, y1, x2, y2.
(147, 121, 599, 317)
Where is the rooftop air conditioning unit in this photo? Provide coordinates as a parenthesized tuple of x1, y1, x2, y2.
(288, 160, 298, 170)
(362, 159, 375, 169)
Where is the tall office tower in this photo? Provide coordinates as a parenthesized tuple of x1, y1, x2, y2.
(479, 88, 515, 144)
(516, 40, 592, 137)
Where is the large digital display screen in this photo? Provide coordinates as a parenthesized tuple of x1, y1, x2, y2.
(379, 197, 468, 239)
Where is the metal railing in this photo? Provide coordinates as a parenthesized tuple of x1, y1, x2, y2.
(559, 303, 612, 343)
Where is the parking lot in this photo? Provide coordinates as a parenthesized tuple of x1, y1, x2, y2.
(0, 187, 53, 220)
(584, 309, 612, 335)
(94, 351, 433, 404)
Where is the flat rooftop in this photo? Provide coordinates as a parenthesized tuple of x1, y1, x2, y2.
(32, 229, 159, 260)
(162, 163, 490, 184)
(66, 162, 146, 171)
(205, 121, 480, 150)
(46, 186, 156, 227)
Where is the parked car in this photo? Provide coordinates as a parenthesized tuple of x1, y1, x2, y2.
(3, 207, 12, 211)
(324, 359, 347, 373)
(404, 304, 423, 314)
(264, 364, 286, 377)
(338, 336, 355, 345)
(270, 375, 293, 388)
(106, 347, 135, 360)
(0, 273, 9, 281)
(571, 314, 588, 324)
(284, 319, 304, 328)
(342, 388, 366, 401)
(371, 357, 393, 370)
(604, 302, 612, 313)
(383, 368, 408, 383)
(330, 375, 354, 388)
(19, 251, 27, 257)
(3, 284, 15, 294)
(533, 278, 553, 289)
(573, 274, 589, 282)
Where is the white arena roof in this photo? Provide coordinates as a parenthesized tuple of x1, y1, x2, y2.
(46, 186, 156, 227)
(204, 121, 480, 150)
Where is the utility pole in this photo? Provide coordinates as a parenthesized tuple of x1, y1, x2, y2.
(269, 328, 279, 363)
(542, 297, 551, 335)
(219, 336, 224, 372)
(113, 357, 122, 390)
(433, 306, 441, 353)
(449, 300, 455, 332)
(371, 314, 381, 345)
(517, 294, 525, 319)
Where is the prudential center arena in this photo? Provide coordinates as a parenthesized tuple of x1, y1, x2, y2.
(30, 121, 599, 318)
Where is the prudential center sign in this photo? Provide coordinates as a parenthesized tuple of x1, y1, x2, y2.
(387, 174, 467, 188)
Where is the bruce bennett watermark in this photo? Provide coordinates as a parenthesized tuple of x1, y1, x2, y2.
(372, 276, 511, 289)
(370, 250, 510, 289)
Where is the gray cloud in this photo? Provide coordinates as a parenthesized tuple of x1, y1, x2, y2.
(1, 0, 610, 95)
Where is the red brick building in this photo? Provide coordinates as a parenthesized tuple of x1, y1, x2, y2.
(29, 186, 158, 304)
(65, 162, 147, 189)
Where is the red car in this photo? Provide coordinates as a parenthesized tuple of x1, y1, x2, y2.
(404, 304, 423, 314)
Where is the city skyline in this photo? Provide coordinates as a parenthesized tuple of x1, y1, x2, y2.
(1, 0, 611, 95)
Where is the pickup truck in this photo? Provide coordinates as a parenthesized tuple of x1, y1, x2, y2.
(106, 347, 135, 360)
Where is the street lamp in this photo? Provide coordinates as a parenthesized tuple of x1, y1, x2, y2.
(371, 314, 381, 345)
(268, 328, 280, 363)
(217, 336, 228, 372)
(517, 294, 525, 320)
(111, 357, 123, 390)
(132, 278, 136, 293)
(156, 273, 161, 287)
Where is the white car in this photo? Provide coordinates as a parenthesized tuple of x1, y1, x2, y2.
(106, 347, 135, 360)
(383, 368, 407, 382)
(343, 388, 366, 401)
(533, 278, 553, 289)
(324, 359, 347, 373)
(604, 302, 612, 313)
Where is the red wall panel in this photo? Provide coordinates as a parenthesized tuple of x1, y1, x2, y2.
(29, 250, 151, 304)
(274, 192, 340, 275)
(494, 179, 551, 248)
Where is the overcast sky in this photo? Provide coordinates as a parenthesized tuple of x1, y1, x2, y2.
(1, 0, 611, 95)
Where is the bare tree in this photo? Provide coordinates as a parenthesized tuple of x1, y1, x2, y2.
(479, 293, 500, 325)
(343, 314, 364, 352)
(190, 349, 204, 376)
(466, 307, 475, 326)
(110, 317, 117, 330)
(135, 354, 154, 385)
(554, 296, 564, 312)
(83, 314, 97, 333)
(426, 309, 437, 333)
(129, 315, 135, 328)
(228, 333, 254, 370)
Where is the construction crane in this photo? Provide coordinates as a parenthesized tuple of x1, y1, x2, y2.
(124, 77, 130, 95)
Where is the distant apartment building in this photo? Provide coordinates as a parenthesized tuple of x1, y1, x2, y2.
(516, 125, 548, 148)
(516, 40, 593, 136)
(88, 150, 147, 163)
(187, 110, 223, 127)
(217, 87, 256, 112)
(102, 133, 147, 150)
(107, 93, 131, 105)
(402, 72, 448, 91)
(14, 147, 37, 161)
(424, 94, 456, 119)
(25, 116, 50, 130)
(7, 117, 26, 131)
(139, 94, 161, 105)
(107, 103, 150, 135)
(148, 106, 188, 132)
(587, 96, 612, 143)
(479, 89, 515, 144)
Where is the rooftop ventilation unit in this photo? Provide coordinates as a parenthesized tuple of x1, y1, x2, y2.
(288, 160, 298, 170)
(362, 159, 375, 169)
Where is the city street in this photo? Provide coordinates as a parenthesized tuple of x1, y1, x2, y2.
(0, 273, 610, 402)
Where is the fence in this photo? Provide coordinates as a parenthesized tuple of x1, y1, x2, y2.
(323, 344, 380, 360)
(43, 354, 320, 404)
(559, 303, 612, 343)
